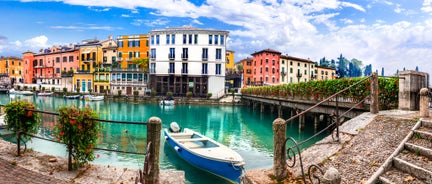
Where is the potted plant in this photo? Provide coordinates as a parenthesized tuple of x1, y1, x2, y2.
(118, 89, 122, 96)
(206, 93, 212, 99)
(54, 105, 102, 170)
(63, 87, 68, 93)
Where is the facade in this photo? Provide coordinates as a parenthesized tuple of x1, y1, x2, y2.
(75, 39, 102, 93)
(315, 66, 337, 80)
(240, 57, 253, 87)
(225, 50, 235, 73)
(94, 36, 117, 94)
(112, 34, 149, 96)
(0, 56, 22, 86)
(250, 49, 281, 86)
(22, 45, 79, 86)
(148, 26, 229, 98)
(280, 55, 316, 84)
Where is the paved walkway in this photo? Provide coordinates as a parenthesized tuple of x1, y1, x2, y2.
(0, 157, 66, 184)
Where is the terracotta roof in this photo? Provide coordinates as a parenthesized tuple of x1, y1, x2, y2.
(280, 54, 315, 63)
(251, 49, 281, 56)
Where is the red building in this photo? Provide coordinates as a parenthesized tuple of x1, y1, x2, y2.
(250, 49, 281, 86)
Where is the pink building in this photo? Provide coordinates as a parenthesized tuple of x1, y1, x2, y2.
(22, 45, 79, 84)
(250, 49, 281, 85)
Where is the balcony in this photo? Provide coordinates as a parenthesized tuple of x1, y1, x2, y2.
(111, 68, 143, 72)
(168, 54, 175, 60)
(150, 57, 156, 61)
(34, 65, 54, 69)
(281, 71, 287, 76)
(82, 58, 95, 63)
(181, 53, 188, 61)
(296, 73, 303, 78)
(168, 68, 175, 74)
(202, 57, 208, 61)
(76, 70, 91, 74)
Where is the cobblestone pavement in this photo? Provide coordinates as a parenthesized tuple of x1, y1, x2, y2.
(0, 157, 66, 184)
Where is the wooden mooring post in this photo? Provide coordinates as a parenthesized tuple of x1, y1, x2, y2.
(273, 118, 287, 180)
(145, 117, 162, 184)
(370, 72, 379, 114)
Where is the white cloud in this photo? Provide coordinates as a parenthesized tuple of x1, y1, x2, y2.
(50, 25, 121, 31)
(131, 18, 170, 27)
(121, 14, 131, 18)
(24, 35, 49, 48)
(422, 0, 432, 13)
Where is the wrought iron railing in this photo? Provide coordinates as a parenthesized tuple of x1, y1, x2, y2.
(274, 73, 378, 183)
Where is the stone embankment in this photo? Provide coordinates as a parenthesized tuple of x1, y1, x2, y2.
(244, 109, 431, 183)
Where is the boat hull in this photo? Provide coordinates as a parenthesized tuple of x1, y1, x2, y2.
(164, 130, 243, 183)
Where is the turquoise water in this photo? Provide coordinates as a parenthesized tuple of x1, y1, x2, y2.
(0, 94, 329, 183)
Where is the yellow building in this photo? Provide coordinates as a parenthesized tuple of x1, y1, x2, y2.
(74, 39, 103, 93)
(93, 36, 117, 94)
(225, 50, 235, 73)
(280, 55, 315, 84)
(0, 56, 23, 85)
(315, 66, 337, 80)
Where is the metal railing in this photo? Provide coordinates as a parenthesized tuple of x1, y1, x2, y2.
(1, 106, 161, 183)
(273, 73, 379, 183)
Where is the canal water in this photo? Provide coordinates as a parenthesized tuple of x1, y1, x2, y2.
(0, 94, 330, 183)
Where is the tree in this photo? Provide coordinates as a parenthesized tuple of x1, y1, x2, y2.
(337, 54, 349, 78)
(381, 67, 385, 76)
(319, 57, 329, 67)
(236, 64, 243, 73)
(348, 58, 363, 77)
(364, 64, 372, 76)
(415, 66, 419, 71)
(133, 58, 149, 73)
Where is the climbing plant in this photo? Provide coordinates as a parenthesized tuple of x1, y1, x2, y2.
(5, 100, 41, 142)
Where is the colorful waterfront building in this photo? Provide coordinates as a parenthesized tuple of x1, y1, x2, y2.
(225, 50, 235, 73)
(315, 65, 337, 80)
(239, 57, 253, 87)
(75, 39, 102, 93)
(148, 26, 229, 98)
(0, 56, 23, 85)
(21, 45, 79, 86)
(112, 34, 149, 96)
(250, 49, 281, 86)
(93, 36, 117, 94)
(279, 54, 315, 84)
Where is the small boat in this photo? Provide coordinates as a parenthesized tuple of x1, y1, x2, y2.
(37, 92, 53, 96)
(21, 91, 34, 96)
(164, 122, 245, 183)
(160, 100, 175, 106)
(64, 95, 80, 99)
(89, 95, 104, 101)
(8, 88, 16, 94)
(0, 114, 6, 129)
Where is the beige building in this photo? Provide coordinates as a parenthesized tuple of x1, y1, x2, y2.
(279, 55, 315, 84)
(315, 66, 337, 80)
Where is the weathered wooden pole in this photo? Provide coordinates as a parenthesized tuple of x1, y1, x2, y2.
(370, 72, 379, 114)
(419, 88, 429, 117)
(260, 103, 265, 113)
(273, 118, 287, 180)
(146, 117, 161, 184)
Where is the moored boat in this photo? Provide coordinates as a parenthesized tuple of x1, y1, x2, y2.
(21, 91, 34, 96)
(160, 100, 175, 106)
(164, 122, 245, 183)
(37, 92, 54, 96)
(64, 95, 80, 99)
(89, 95, 104, 101)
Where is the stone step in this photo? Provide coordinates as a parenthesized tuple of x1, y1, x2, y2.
(393, 157, 432, 182)
(414, 129, 432, 140)
(422, 120, 432, 129)
(379, 167, 424, 184)
(405, 143, 432, 160)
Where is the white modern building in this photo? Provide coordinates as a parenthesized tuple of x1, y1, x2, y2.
(148, 26, 229, 98)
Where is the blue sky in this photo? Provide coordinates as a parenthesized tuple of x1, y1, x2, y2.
(1, 0, 432, 76)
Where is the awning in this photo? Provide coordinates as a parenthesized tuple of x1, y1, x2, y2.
(81, 50, 91, 54)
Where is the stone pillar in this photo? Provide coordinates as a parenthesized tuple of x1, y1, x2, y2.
(420, 88, 430, 117)
(398, 70, 429, 110)
(260, 103, 264, 113)
(270, 105, 275, 114)
(278, 105, 282, 118)
(273, 118, 287, 180)
(299, 114, 305, 131)
(146, 117, 162, 184)
(370, 72, 379, 114)
(314, 115, 319, 132)
(320, 167, 341, 184)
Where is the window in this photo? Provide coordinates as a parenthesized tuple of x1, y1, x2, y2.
(146, 40, 149, 46)
(169, 48, 175, 59)
(194, 34, 198, 44)
(182, 48, 188, 59)
(188, 34, 192, 44)
(135, 40, 140, 47)
(209, 35, 213, 44)
(216, 64, 221, 75)
(169, 63, 175, 73)
(215, 35, 219, 45)
(150, 63, 156, 73)
(135, 52, 140, 58)
(304, 70, 307, 75)
(129, 52, 133, 59)
(272, 60, 275, 65)
(156, 35, 160, 44)
(56, 57, 60, 63)
(118, 41, 123, 47)
(56, 68, 60, 73)
(182, 63, 188, 74)
(150, 49, 156, 59)
(290, 68, 293, 73)
(216, 49, 222, 60)
(128, 41, 133, 47)
(166, 35, 170, 44)
(202, 63, 208, 74)
(265, 67, 268, 72)
(290, 61, 293, 65)
(266, 59, 268, 64)
(202, 48, 208, 60)
(151, 35, 154, 45)
(69, 56, 74, 62)
(119, 52, 123, 58)
(272, 68, 275, 74)
(220, 35, 224, 45)
(171, 34, 175, 44)
(183, 34, 187, 44)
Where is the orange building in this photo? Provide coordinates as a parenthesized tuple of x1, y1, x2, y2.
(116, 34, 149, 69)
(240, 57, 253, 87)
(250, 49, 281, 86)
(0, 56, 23, 85)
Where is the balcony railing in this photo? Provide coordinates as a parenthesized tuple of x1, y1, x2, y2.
(76, 70, 91, 73)
(34, 65, 54, 68)
(111, 68, 143, 72)
(181, 68, 188, 75)
(168, 54, 175, 60)
(202, 57, 208, 61)
(296, 73, 303, 78)
(168, 68, 175, 74)
(181, 53, 188, 61)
